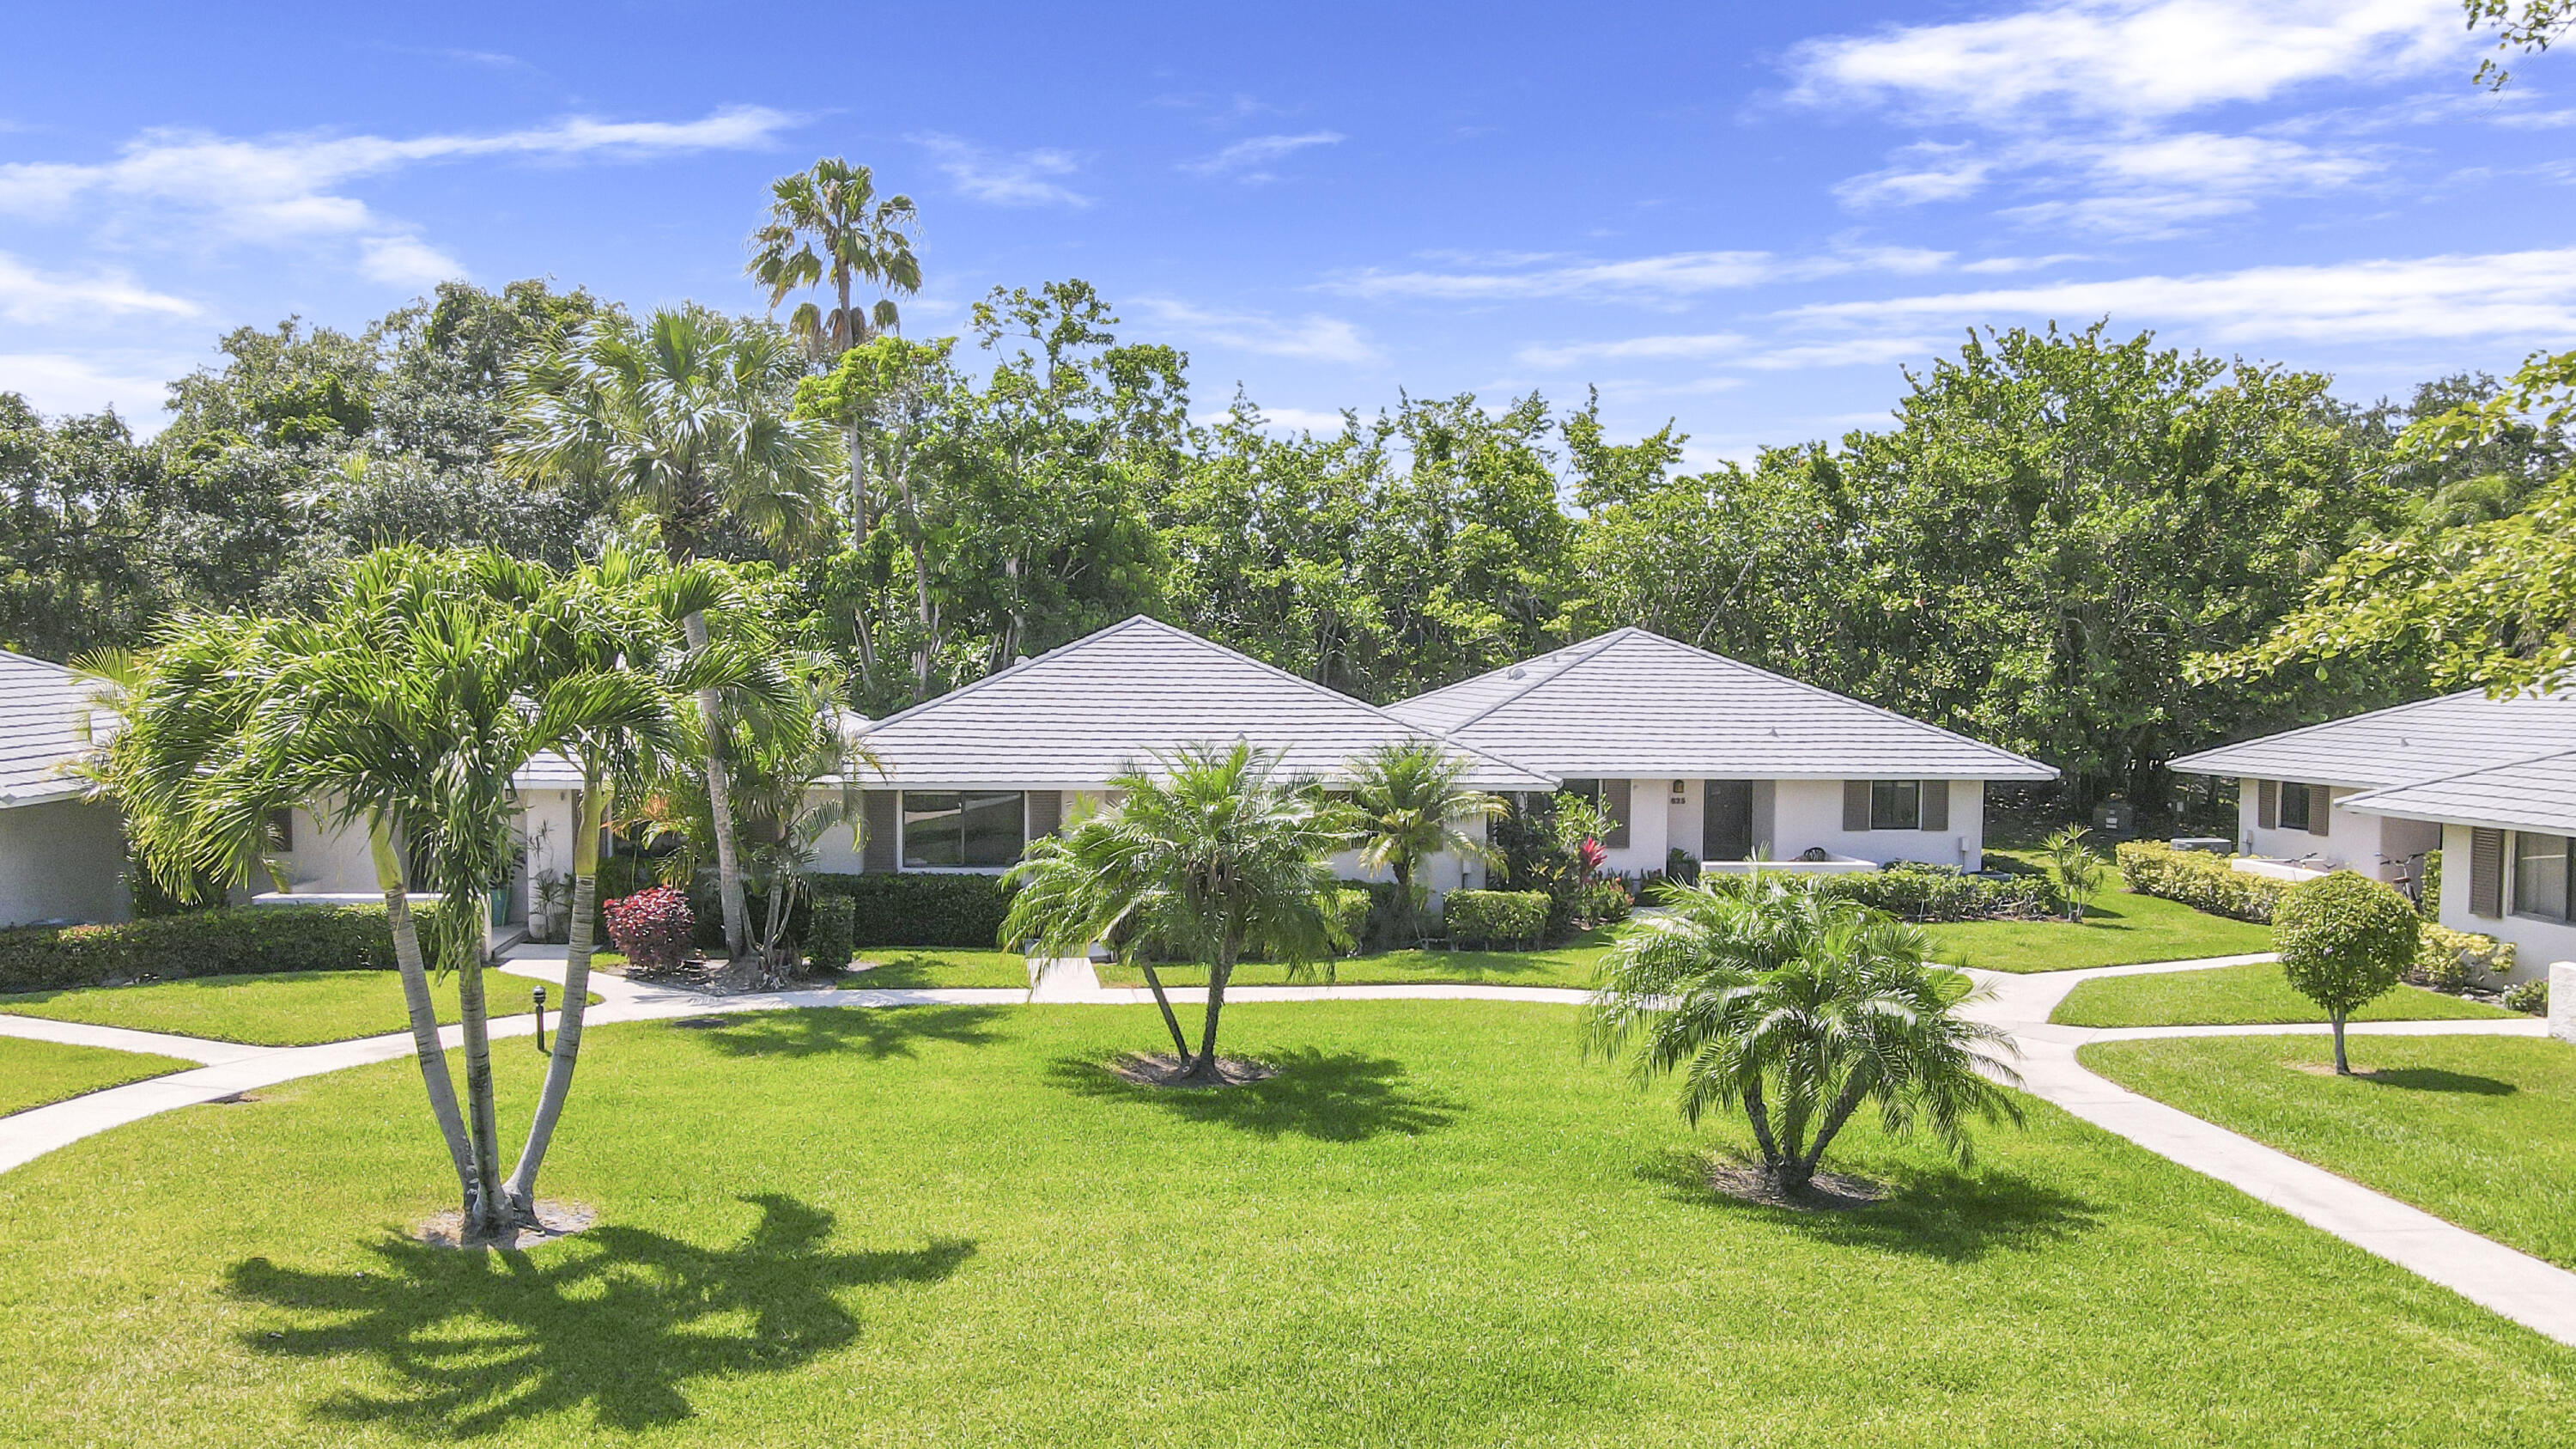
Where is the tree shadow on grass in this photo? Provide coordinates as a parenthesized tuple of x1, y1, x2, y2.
(227, 1194, 971, 1438)
(676, 1005, 1009, 1061)
(2352, 1066, 2517, 1097)
(1637, 1148, 2099, 1263)
(1048, 1046, 1461, 1142)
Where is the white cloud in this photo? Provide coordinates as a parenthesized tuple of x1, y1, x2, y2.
(1320, 246, 1951, 303)
(0, 251, 198, 323)
(1788, 0, 2461, 125)
(1131, 297, 1382, 364)
(0, 351, 189, 422)
(1959, 253, 2091, 273)
(1746, 336, 1951, 370)
(358, 234, 465, 287)
(1838, 130, 2387, 237)
(1781, 248, 2576, 344)
(1195, 405, 1359, 435)
(1836, 144, 1995, 207)
(1182, 131, 1345, 181)
(1515, 332, 1751, 368)
(910, 133, 1091, 207)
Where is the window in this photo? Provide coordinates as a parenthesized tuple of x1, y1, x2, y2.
(2279, 782, 2312, 831)
(1869, 779, 1921, 831)
(901, 791, 1026, 868)
(2513, 832, 2573, 923)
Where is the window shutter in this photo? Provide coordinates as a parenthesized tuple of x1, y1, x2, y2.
(1843, 780, 1871, 832)
(1920, 780, 1949, 832)
(2468, 828, 2504, 917)
(862, 791, 899, 874)
(1602, 778, 1631, 849)
(2307, 784, 2333, 837)
(2257, 779, 2278, 831)
(1026, 789, 1062, 840)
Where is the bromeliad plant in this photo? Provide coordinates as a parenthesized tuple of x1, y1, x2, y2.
(1586, 872, 2025, 1197)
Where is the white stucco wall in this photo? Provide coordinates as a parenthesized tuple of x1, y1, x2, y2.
(0, 799, 132, 926)
(267, 804, 380, 895)
(2439, 820, 2576, 986)
(2239, 778, 2441, 884)
(1593, 777, 1986, 874)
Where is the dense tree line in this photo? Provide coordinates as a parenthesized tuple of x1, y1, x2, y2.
(6, 263, 2562, 813)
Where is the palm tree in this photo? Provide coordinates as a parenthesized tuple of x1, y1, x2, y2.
(748, 157, 921, 691)
(2043, 824, 2108, 922)
(1001, 742, 1344, 1085)
(1343, 740, 1504, 942)
(505, 306, 838, 964)
(1586, 873, 2024, 1196)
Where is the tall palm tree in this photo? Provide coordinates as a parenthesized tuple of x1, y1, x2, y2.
(1586, 873, 2024, 1196)
(748, 156, 921, 691)
(1343, 740, 1504, 941)
(505, 306, 837, 963)
(1001, 743, 1344, 1085)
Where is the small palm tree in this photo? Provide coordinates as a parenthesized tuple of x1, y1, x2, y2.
(1343, 740, 1504, 942)
(1001, 742, 1344, 1085)
(1587, 873, 2024, 1196)
(2043, 824, 2109, 922)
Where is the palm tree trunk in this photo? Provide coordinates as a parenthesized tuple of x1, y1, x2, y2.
(1135, 959, 1193, 1060)
(845, 419, 878, 692)
(372, 825, 476, 1203)
(1789, 1074, 1877, 1191)
(886, 443, 937, 699)
(1741, 1075, 1785, 1172)
(505, 781, 608, 1216)
(1187, 943, 1236, 1082)
(683, 609, 751, 962)
(453, 898, 504, 1235)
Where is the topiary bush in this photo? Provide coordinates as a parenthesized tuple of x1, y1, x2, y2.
(605, 886, 696, 976)
(2275, 871, 2420, 1075)
(0, 903, 463, 994)
(1443, 890, 1549, 949)
(805, 894, 855, 975)
(809, 873, 1012, 948)
(2114, 840, 2294, 922)
(2413, 921, 2515, 992)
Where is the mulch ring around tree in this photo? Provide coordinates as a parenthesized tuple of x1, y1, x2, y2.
(413, 1199, 598, 1251)
(1103, 1052, 1279, 1090)
(1706, 1155, 1890, 1212)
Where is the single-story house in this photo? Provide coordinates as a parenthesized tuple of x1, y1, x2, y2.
(2170, 689, 2576, 982)
(1384, 627, 2057, 875)
(0, 649, 132, 926)
(844, 615, 1556, 894)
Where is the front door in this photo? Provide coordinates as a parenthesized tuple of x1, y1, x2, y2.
(1704, 780, 1753, 861)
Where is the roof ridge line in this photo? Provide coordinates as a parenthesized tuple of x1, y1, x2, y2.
(2168, 687, 2513, 770)
(1431, 629, 1637, 740)
(2342, 743, 2576, 803)
(852, 615, 1155, 739)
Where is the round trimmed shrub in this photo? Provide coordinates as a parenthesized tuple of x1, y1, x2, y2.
(2275, 870, 2420, 1074)
(605, 886, 696, 976)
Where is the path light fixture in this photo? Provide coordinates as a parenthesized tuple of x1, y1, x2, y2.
(532, 985, 549, 1055)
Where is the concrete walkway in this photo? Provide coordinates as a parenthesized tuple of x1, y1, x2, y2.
(3, 943, 2573, 1348)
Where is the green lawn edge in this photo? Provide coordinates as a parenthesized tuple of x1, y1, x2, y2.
(0, 1036, 195, 1117)
(2052, 962, 2519, 1027)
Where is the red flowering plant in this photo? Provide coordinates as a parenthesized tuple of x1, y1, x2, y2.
(1575, 837, 1608, 880)
(604, 886, 697, 976)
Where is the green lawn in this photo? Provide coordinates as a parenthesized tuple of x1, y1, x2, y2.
(1097, 929, 1618, 989)
(2082, 1034, 2576, 1269)
(0, 970, 596, 1048)
(0, 1002, 2570, 1446)
(845, 948, 1033, 989)
(1922, 890, 2273, 973)
(2053, 963, 2520, 1027)
(0, 1037, 195, 1117)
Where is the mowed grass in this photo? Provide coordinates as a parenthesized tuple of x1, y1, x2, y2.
(845, 947, 1032, 989)
(0, 970, 596, 1048)
(1921, 889, 2273, 973)
(1097, 929, 1618, 989)
(1, 1002, 2572, 1446)
(2082, 1034, 2576, 1269)
(2053, 963, 2520, 1027)
(0, 1037, 194, 1117)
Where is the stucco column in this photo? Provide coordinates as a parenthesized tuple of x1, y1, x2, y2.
(2549, 962, 2576, 1044)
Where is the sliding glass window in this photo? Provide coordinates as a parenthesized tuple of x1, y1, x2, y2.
(902, 791, 1027, 868)
(2513, 832, 2573, 923)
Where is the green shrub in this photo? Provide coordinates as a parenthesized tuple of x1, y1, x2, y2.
(1334, 878, 1407, 951)
(2115, 841, 2293, 922)
(2276, 871, 2420, 1073)
(1327, 887, 1372, 954)
(2504, 977, 2549, 1015)
(1575, 880, 1632, 928)
(0, 903, 463, 994)
(2413, 921, 2514, 991)
(2416, 849, 2442, 920)
(1443, 890, 1549, 949)
(811, 872, 1012, 948)
(1814, 863, 2060, 922)
(805, 894, 856, 974)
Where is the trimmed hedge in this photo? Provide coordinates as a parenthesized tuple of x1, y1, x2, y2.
(811, 872, 1012, 948)
(2415, 920, 2514, 990)
(1810, 862, 2062, 922)
(1443, 890, 1549, 949)
(806, 895, 856, 973)
(0, 903, 463, 995)
(2115, 841, 2293, 923)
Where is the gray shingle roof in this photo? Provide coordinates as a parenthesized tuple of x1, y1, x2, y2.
(0, 649, 105, 808)
(1387, 627, 2057, 780)
(851, 617, 1555, 791)
(2167, 689, 2576, 790)
(2342, 749, 2576, 837)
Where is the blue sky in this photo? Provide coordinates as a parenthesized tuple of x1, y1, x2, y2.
(5, 0, 2573, 464)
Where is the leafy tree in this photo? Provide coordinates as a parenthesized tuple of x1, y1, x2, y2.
(2275, 872, 2421, 1075)
(1342, 740, 1504, 940)
(1000, 743, 1344, 1085)
(0, 395, 159, 657)
(2468, 0, 2576, 87)
(505, 305, 838, 962)
(1587, 873, 2022, 1196)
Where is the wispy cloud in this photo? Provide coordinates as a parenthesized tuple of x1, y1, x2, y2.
(1196, 404, 1361, 435)
(1320, 246, 1951, 304)
(0, 350, 192, 421)
(0, 251, 198, 324)
(357, 234, 465, 288)
(1182, 131, 1345, 181)
(1131, 297, 1382, 364)
(1516, 332, 1751, 368)
(910, 133, 1091, 207)
(1780, 248, 2576, 344)
(1787, 0, 2461, 126)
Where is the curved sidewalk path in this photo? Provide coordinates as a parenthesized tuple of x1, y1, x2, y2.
(3, 946, 2572, 1348)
